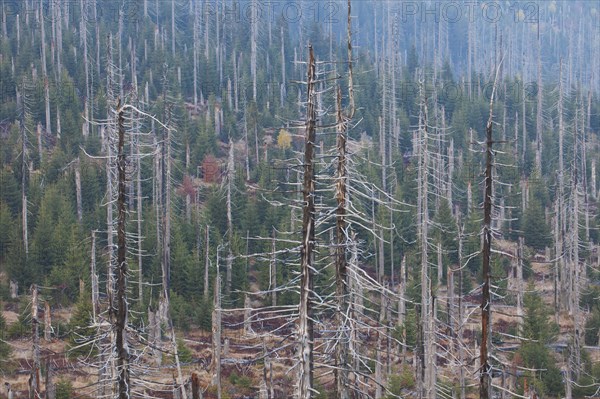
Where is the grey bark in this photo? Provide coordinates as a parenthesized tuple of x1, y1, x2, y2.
(40, 0, 51, 136)
(226, 140, 234, 293)
(90, 230, 99, 321)
(297, 45, 316, 399)
(75, 158, 83, 223)
(30, 285, 41, 399)
(115, 100, 130, 399)
(204, 226, 210, 299)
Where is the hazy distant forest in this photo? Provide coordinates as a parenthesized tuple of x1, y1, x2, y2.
(0, 0, 599, 398)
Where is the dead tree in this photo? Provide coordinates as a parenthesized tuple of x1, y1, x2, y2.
(159, 100, 173, 329)
(90, 230, 99, 321)
(115, 99, 130, 399)
(534, 32, 543, 173)
(480, 59, 502, 399)
(211, 250, 223, 399)
(30, 285, 41, 399)
(270, 228, 277, 307)
(333, 1, 356, 394)
(204, 226, 210, 299)
(297, 44, 317, 399)
(226, 139, 234, 293)
(250, 0, 258, 101)
(75, 158, 83, 223)
(415, 83, 436, 399)
(45, 358, 55, 399)
(44, 302, 51, 341)
(39, 0, 51, 136)
(17, 86, 29, 257)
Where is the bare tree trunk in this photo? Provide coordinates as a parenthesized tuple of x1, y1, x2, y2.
(333, 84, 350, 399)
(376, 290, 388, 399)
(193, 5, 199, 107)
(170, 322, 188, 399)
(44, 302, 51, 341)
(480, 62, 501, 399)
(521, 84, 527, 165)
(82, 0, 90, 138)
(234, 52, 239, 112)
(56, 106, 61, 139)
(204, 226, 210, 299)
(37, 122, 43, 164)
(30, 285, 41, 399)
(535, 33, 543, 173)
(398, 255, 406, 327)
(447, 259, 455, 356)
(270, 228, 277, 307)
(211, 271, 222, 399)
(456, 223, 466, 399)
(243, 111, 250, 180)
(226, 140, 234, 293)
(19, 90, 29, 257)
(437, 242, 443, 287)
(280, 27, 286, 108)
(90, 230, 99, 321)
(417, 91, 435, 399)
(557, 62, 566, 313)
(297, 45, 316, 399)
(554, 199, 561, 323)
(40, 0, 51, 136)
(137, 134, 143, 301)
(115, 101, 130, 399)
(54, 0, 62, 78)
(45, 358, 55, 399)
(244, 294, 252, 335)
(75, 158, 83, 223)
(160, 107, 172, 328)
(571, 174, 582, 377)
(517, 237, 524, 331)
(250, 0, 257, 101)
(171, 0, 175, 56)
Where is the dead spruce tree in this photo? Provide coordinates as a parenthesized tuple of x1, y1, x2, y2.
(75, 54, 186, 397)
(296, 44, 317, 399)
(226, 5, 406, 397)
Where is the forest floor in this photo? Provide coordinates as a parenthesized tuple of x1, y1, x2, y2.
(2, 243, 600, 398)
